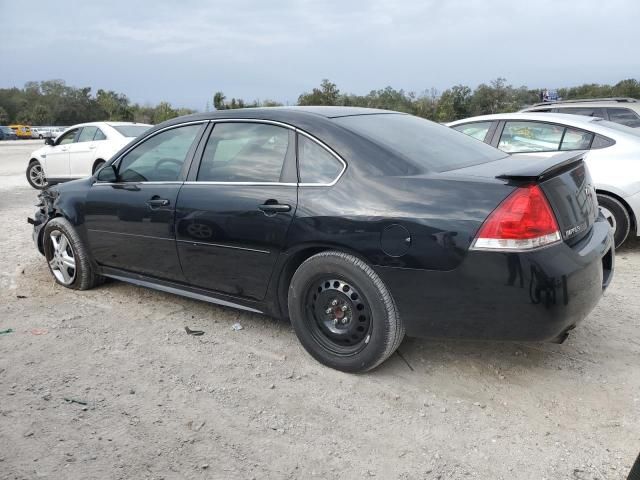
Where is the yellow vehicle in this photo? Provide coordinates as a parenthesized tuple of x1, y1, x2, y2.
(9, 124, 32, 139)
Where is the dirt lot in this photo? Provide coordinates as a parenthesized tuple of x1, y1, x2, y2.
(0, 140, 638, 480)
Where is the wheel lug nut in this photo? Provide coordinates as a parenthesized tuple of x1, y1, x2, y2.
(333, 318, 338, 326)
(341, 305, 348, 312)
(331, 299, 338, 306)
(325, 308, 332, 314)
(342, 318, 349, 324)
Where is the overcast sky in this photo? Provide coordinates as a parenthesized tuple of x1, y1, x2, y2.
(1, 0, 638, 109)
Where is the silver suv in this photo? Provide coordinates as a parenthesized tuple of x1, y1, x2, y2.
(521, 97, 640, 128)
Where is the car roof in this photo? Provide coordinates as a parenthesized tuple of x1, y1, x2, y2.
(166, 106, 400, 125)
(62, 121, 152, 129)
(526, 97, 640, 108)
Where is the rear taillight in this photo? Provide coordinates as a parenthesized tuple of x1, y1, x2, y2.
(471, 185, 561, 251)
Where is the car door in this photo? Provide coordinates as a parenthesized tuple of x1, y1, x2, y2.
(44, 128, 79, 179)
(175, 121, 298, 301)
(493, 120, 594, 159)
(84, 122, 206, 280)
(68, 126, 101, 177)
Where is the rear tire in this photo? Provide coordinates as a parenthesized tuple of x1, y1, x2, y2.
(43, 217, 102, 290)
(26, 160, 48, 189)
(288, 251, 404, 372)
(597, 194, 631, 248)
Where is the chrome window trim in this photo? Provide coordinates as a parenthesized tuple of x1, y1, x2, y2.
(183, 181, 297, 187)
(295, 129, 347, 187)
(176, 239, 270, 254)
(92, 181, 184, 186)
(111, 120, 209, 166)
(102, 118, 348, 188)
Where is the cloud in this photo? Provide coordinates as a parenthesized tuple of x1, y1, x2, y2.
(1, 0, 638, 109)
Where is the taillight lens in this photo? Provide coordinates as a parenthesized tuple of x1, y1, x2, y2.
(471, 185, 561, 251)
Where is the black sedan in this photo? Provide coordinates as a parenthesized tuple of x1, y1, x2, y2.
(30, 107, 614, 372)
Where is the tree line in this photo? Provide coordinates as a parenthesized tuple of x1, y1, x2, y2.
(1, 77, 639, 126)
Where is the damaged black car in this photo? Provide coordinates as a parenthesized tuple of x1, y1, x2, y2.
(30, 107, 614, 372)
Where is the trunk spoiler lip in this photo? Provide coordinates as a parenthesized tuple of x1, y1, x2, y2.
(496, 151, 587, 183)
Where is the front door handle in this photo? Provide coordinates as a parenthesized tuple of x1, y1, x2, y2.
(147, 198, 170, 207)
(258, 202, 291, 213)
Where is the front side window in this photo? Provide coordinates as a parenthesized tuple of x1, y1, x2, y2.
(117, 124, 201, 182)
(57, 129, 79, 145)
(560, 127, 594, 151)
(498, 121, 564, 153)
(197, 122, 290, 182)
(77, 126, 98, 143)
(298, 135, 343, 184)
(452, 121, 493, 141)
(606, 108, 640, 128)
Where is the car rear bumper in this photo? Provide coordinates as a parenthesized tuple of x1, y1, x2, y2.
(375, 214, 614, 341)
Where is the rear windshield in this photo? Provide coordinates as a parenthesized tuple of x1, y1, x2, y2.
(112, 125, 150, 138)
(333, 113, 507, 172)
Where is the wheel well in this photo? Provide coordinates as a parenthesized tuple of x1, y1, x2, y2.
(596, 189, 637, 233)
(92, 159, 106, 173)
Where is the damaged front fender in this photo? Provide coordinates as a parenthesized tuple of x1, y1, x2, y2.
(28, 188, 59, 255)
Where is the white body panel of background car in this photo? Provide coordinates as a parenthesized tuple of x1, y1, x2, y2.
(448, 113, 640, 235)
(30, 122, 150, 180)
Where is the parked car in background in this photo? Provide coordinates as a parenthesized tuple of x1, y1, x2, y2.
(448, 112, 640, 247)
(9, 124, 33, 139)
(29, 107, 613, 372)
(32, 127, 53, 139)
(0, 126, 18, 140)
(521, 98, 640, 128)
(26, 122, 151, 189)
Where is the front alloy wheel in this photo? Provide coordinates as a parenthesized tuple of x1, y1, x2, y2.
(48, 230, 76, 285)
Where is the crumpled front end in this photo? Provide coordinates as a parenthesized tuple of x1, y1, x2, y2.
(28, 188, 59, 255)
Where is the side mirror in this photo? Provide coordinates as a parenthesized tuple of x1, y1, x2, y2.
(96, 164, 117, 182)
(44, 137, 55, 146)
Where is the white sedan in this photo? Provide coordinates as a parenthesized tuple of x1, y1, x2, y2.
(27, 122, 151, 190)
(448, 112, 640, 247)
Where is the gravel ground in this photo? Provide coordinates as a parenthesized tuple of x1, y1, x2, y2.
(0, 140, 639, 479)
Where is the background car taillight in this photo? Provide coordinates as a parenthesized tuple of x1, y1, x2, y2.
(471, 184, 561, 251)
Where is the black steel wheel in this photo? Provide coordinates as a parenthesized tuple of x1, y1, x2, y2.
(288, 251, 404, 372)
(305, 277, 373, 355)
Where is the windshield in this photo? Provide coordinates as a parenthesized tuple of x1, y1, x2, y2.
(334, 113, 507, 172)
(112, 125, 151, 138)
(590, 118, 640, 138)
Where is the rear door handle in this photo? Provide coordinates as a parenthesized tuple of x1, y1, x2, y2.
(259, 203, 291, 213)
(147, 198, 170, 207)
(89, 145, 97, 150)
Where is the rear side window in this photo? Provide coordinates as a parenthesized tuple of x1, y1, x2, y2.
(560, 127, 594, 151)
(591, 134, 616, 149)
(334, 114, 506, 172)
(298, 135, 343, 184)
(198, 123, 291, 182)
(606, 108, 640, 128)
(451, 121, 493, 141)
(94, 128, 107, 141)
(498, 121, 564, 152)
